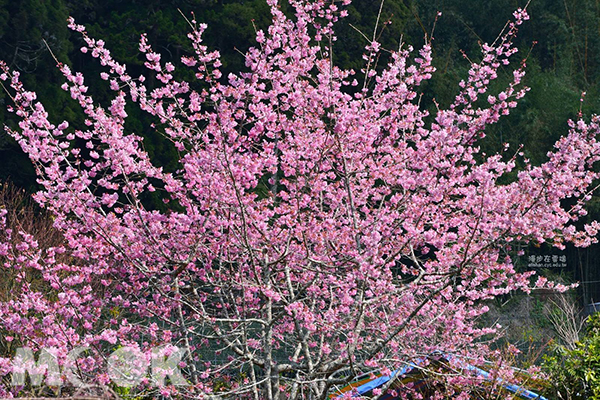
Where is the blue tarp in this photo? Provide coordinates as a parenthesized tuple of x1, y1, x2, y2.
(334, 354, 548, 399)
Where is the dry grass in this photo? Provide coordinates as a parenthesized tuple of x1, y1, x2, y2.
(0, 182, 65, 302)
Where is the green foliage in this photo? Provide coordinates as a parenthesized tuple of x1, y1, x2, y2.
(543, 312, 600, 399)
(531, 297, 553, 329)
(332, 0, 411, 72)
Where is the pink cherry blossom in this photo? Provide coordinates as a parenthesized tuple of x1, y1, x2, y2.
(0, 1, 598, 399)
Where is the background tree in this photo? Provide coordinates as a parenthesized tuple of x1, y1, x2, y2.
(0, 0, 73, 189)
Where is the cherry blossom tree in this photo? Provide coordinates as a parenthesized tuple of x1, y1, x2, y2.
(1, 0, 599, 398)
